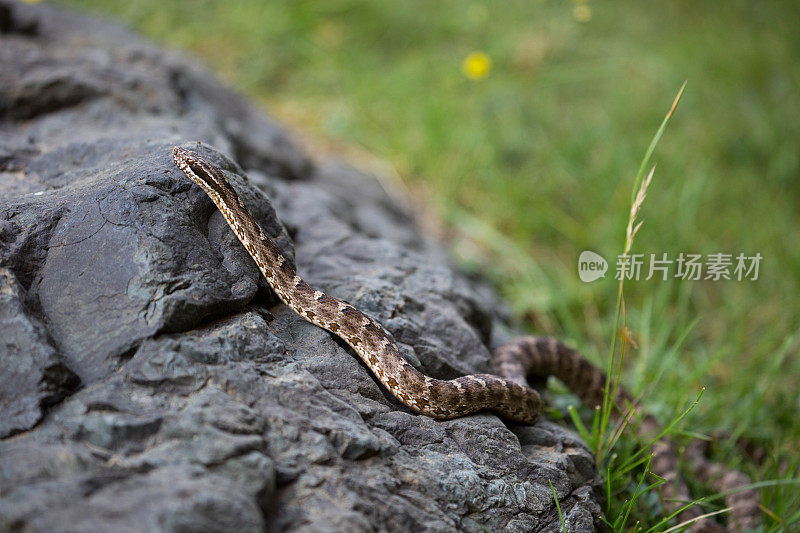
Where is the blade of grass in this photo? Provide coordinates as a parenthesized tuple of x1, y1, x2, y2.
(659, 508, 730, 533)
(630, 80, 687, 205)
(549, 480, 567, 533)
(619, 453, 655, 530)
(597, 82, 687, 464)
(567, 404, 593, 445)
(617, 387, 705, 476)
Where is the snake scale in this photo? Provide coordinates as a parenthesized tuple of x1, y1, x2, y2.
(173, 146, 760, 532)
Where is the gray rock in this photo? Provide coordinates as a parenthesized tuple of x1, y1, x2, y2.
(0, 1, 602, 531)
(0, 268, 80, 437)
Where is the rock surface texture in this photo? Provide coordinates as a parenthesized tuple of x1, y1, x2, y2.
(0, 2, 603, 531)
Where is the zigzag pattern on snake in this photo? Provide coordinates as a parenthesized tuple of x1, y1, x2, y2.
(172, 146, 759, 532)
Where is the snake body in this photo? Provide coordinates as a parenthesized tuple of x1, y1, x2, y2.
(172, 146, 760, 531)
(174, 146, 544, 423)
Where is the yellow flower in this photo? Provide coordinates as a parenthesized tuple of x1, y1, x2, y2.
(573, 4, 592, 22)
(462, 51, 492, 81)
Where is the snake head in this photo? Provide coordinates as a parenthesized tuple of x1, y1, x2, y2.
(172, 146, 230, 198)
(172, 146, 200, 175)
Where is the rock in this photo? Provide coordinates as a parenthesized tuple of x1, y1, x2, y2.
(0, 268, 80, 437)
(0, 1, 603, 531)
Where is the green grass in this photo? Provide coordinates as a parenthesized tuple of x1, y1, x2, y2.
(59, 0, 800, 528)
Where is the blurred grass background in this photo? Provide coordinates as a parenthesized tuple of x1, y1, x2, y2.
(60, 0, 800, 527)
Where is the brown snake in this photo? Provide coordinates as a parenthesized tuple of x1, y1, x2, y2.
(173, 146, 760, 531)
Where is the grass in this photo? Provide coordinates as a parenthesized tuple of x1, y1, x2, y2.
(59, 0, 800, 529)
(550, 479, 567, 533)
(590, 88, 726, 530)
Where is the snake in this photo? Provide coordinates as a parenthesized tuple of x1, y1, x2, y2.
(172, 146, 760, 531)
